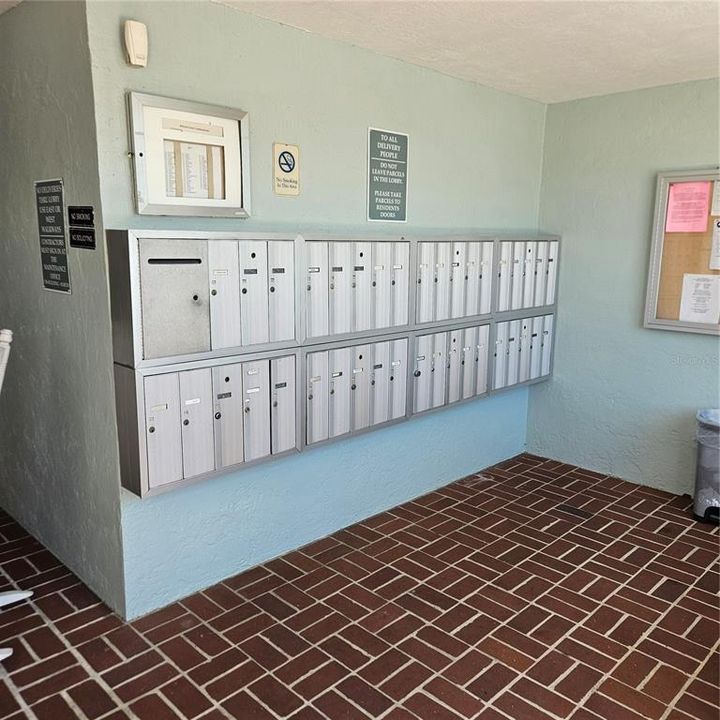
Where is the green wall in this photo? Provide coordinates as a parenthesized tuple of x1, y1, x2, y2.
(529, 79, 720, 494)
(0, 1, 125, 612)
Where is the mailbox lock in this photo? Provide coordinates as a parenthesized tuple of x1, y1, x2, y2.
(148, 426, 155, 433)
(308, 394, 314, 400)
(371, 380, 375, 386)
(214, 412, 222, 420)
(273, 401, 278, 408)
(390, 376, 394, 381)
(183, 419, 190, 426)
(351, 384, 357, 390)
(306, 284, 311, 291)
(211, 289, 218, 296)
(391, 280, 396, 286)
(244, 407, 250, 414)
(413, 370, 421, 377)
(372, 281, 376, 287)
(192, 294, 200, 302)
(330, 389, 335, 395)
(270, 286, 275, 293)
(242, 288, 248, 294)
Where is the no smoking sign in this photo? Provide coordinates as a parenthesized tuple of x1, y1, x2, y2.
(273, 143, 300, 197)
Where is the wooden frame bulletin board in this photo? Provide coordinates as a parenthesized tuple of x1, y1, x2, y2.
(644, 168, 720, 335)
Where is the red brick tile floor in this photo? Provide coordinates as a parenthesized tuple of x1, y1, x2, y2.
(0, 454, 718, 719)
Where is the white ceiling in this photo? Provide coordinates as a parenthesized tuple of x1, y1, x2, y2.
(221, 0, 720, 103)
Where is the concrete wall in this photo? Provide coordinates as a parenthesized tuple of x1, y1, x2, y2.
(0, 1, 125, 613)
(529, 79, 720, 495)
(85, 1, 546, 618)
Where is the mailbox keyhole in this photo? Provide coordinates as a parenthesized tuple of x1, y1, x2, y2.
(244, 407, 250, 414)
(148, 426, 155, 433)
(225, 377, 230, 383)
(242, 288, 248, 294)
(214, 412, 222, 420)
(183, 419, 190, 426)
(270, 286, 276, 293)
(251, 252, 256, 259)
(351, 384, 357, 390)
(414, 370, 421, 377)
(192, 294, 199, 302)
(211, 289, 217, 296)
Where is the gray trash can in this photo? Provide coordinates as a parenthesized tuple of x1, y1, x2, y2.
(693, 409, 720, 523)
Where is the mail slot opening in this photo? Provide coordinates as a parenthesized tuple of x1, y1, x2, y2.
(147, 258, 202, 265)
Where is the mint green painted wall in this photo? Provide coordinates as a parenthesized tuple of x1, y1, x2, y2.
(529, 80, 720, 495)
(0, 1, 125, 612)
(85, 1, 546, 618)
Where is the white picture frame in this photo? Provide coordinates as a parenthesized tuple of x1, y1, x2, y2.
(128, 92, 251, 218)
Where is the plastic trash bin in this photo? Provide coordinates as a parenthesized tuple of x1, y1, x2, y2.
(693, 409, 720, 523)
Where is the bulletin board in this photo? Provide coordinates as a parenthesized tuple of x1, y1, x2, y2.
(644, 168, 720, 335)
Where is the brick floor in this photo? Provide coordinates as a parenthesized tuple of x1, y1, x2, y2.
(0, 453, 718, 719)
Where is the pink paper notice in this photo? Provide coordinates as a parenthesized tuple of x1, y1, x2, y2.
(665, 181, 711, 233)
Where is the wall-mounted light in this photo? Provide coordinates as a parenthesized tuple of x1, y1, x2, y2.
(124, 20, 148, 67)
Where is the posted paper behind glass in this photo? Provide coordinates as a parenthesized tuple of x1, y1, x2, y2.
(678, 274, 720, 324)
(164, 140, 225, 199)
(665, 181, 711, 233)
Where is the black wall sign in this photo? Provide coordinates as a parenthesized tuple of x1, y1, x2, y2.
(68, 206, 94, 227)
(69, 227, 96, 250)
(35, 179, 71, 293)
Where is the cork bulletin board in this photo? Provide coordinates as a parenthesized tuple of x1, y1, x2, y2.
(644, 169, 720, 335)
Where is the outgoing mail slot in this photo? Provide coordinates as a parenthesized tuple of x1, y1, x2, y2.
(139, 238, 210, 359)
(351, 344, 371, 431)
(212, 363, 244, 468)
(268, 241, 295, 342)
(329, 242, 353, 335)
(242, 360, 270, 461)
(450, 242, 468, 319)
(328, 347, 352, 438)
(306, 242, 329, 338)
(179, 368, 215, 479)
(353, 243, 373, 332)
(239, 241, 269, 346)
(306, 351, 329, 443)
(144, 372, 182, 488)
(270, 356, 296, 454)
(208, 240, 241, 350)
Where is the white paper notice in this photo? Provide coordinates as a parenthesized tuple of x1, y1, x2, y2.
(712, 181, 720, 216)
(679, 274, 720, 324)
(711, 219, 720, 271)
(164, 140, 177, 197)
(181, 142, 210, 198)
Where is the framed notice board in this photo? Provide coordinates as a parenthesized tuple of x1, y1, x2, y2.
(644, 168, 720, 335)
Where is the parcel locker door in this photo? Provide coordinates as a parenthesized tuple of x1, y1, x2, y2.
(529, 316, 544, 379)
(545, 241, 559, 305)
(447, 329, 464, 404)
(328, 347, 352, 438)
(413, 335, 433, 413)
(434, 243, 452, 321)
(242, 360, 271, 462)
(461, 326, 479, 400)
(510, 242, 525, 310)
(450, 242, 467, 319)
(392, 243, 410, 327)
(353, 242, 373, 332)
(523, 243, 537, 309)
(479, 242, 494, 315)
(270, 356, 296, 454)
(389, 338, 407, 420)
(139, 239, 210, 359)
(416, 242, 435, 323)
(465, 243, 481, 317)
(351, 344, 371, 431)
(541, 315, 554, 376)
(306, 351, 329, 444)
(179, 368, 215, 479)
(373, 243, 393, 330)
(329, 242, 353, 335)
(305, 242, 329, 338)
(431, 332, 448, 408)
(493, 322, 508, 390)
(212, 364, 244, 469)
(371, 341, 391, 426)
(239, 241, 269, 346)
(208, 241, 241, 350)
(476, 325, 490, 396)
(268, 241, 295, 342)
(533, 242, 548, 307)
(506, 320, 520, 388)
(497, 241, 512, 312)
(518, 319, 532, 383)
(144, 373, 182, 488)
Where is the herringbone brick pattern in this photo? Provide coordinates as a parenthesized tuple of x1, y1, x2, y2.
(0, 454, 717, 719)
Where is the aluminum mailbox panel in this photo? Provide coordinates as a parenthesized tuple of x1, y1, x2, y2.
(413, 333, 434, 413)
(541, 314, 554, 376)
(208, 241, 241, 350)
(328, 347, 352, 438)
(212, 363, 244, 469)
(139, 239, 210, 359)
(390, 339, 407, 420)
(434, 242, 452, 321)
(353, 243, 373, 333)
(268, 241, 295, 342)
(465, 243, 481, 317)
(392, 243, 410, 327)
(270, 356, 296, 454)
(461, 326, 479, 400)
(431, 332, 448, 408)
(144, 373, 182, 488)
(510, 242, 525, 311)
(546, 241, 559, 305)
(479, 242, 494, 315)
(306, 242, 329, 338)
(476, 325, 489, 396)
(523, 242, 537, 309)
(179, 368, 215, 479)
(518, 318, 532, 383)
(242, 360, 270, 461)
(447, 329, 463, 403)
(494, 321, 509, 390)
(450, 242, 467, 319)
(534, 242, 548, 307)
(329, 242, 353, 335)
(373, 243, 393, 330)
(506, 320, 520, 387)
(239, 241, 269, 346)
(530, 316, 544, 379)
(351, 344, 371, 431)
(416, 242, 435, 324)
(497, 241, 512, 312)
(306, 351, 329, 444)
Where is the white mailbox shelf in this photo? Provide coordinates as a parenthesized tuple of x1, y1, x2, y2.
(109, 230, 560, 496)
